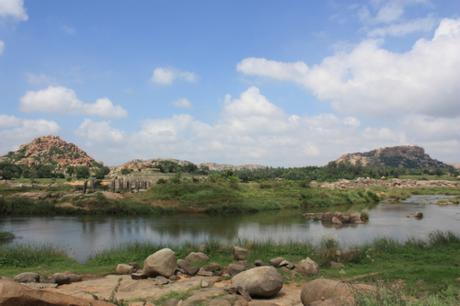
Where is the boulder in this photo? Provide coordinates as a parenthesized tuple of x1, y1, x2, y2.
(143, 248, 177, 277)
(178, 258, 199, 275)
(185, 251, 209, 263)
(269, 257, 285, 267)
(227, 262, 246, 276)
(231, 266, 283, 298)
(48, 273, 82, 285)
(331, 216, 342, 225)
(197, 267, 214, 277)
(14, 272, 40, 283)
(296, 257, 319, 276)
(131, 271, 148, 280)
(279, 260, 295, 269)
(116, 263, 134, 274)
(204, 262, 223, 275)
(0, 279, 114, 306)
(414, 212, 424, 219)
(233, 246, 249, 260)
(300, 278, 375, 306)
(254, 259, 264, 266)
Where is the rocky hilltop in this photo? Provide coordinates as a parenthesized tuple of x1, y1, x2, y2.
(199, 162, 266, 171)
(0, 135, 106, 178)
(334, 145, 455, 172)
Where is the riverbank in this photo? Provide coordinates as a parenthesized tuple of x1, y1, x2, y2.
(1, 232, 459, 305)
(1, 177, 459, 216)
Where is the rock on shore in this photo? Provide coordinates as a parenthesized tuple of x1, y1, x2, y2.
(231, 266, 283, 298)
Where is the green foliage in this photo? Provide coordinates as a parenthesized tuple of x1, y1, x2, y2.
(120, 168, 132, 175)
(0, 162, 22, 179)
(94, 166, 110, 179)
(0, 231, 15, 243)
(75, 166, 90, 179)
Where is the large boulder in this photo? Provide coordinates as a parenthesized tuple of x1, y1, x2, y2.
(300, 278, 375, 306)
(14, 272, 40, 283)
(48, 272, 82, 285)
(178, 258, 199, 275)
(143, 248, 177, 277)
(0, 279, 114, 306)
(231, 266, 283, 298)
(296, 257, 319, 276)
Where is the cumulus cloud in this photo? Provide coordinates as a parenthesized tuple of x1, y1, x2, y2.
(75, 87, 413, 166)
(76, 119, 125, 144)
(172, 98, 192, 109)
(237, 18, 460, 118)
(368, 16, 436, 37)
(0, 0, 28, 21)
(151, 67, 198, 86)
(0, 40, 4, 55)
(20, 86, 127, 119)
(0, 115, 59, 153)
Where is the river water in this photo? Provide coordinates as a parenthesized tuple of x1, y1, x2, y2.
(1, 195, 459, 262)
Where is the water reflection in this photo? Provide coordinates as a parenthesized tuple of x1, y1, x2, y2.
(1, 195, 459, 262)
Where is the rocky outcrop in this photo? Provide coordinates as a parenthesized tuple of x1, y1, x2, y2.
(334, 145, 456, 173)
(0, 279, 114, 306)
(231, 266, 283, 298)
(143, 248, 177, 277)
(300, 278, 375, 306)
(319, 177, 460, 189)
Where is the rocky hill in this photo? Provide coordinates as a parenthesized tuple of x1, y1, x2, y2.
(334, 145, 456, 172)
(110, 158, 200, 176)
(199, 162, 266, 171)
(0, 135, 107, 178)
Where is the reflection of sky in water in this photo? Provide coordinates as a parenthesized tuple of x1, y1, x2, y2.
(1, 195, 459, 262)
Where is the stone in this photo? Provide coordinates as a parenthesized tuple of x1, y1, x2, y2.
(49, 272, 82, 285)
(14, 272, 40, 283)
(296, 257, 319, 276)
(143, 248, 177, 277)
(178, 258, 199, 275)
(331, 216, 342, 225)
(131, 271, 148, 280)
(254, 259, 264, 266)
(154, 276, 170, 285)
(330, 261, 345, 269)
(197, 267, 214, 277)
(231, 266, 283, 298)
(0, 279, 114, 306)
(414, 212, 424, 219)
(269, 257, 285, 267)
(279, 260, 295, 269)
(204, 262, 223, 274)
(201, 279, 209, 288)
(300, 278, 376, 306)
(233, 246, 249, 260)
(184, 251, 209, 263)
(116, 264, 134, 274)
(227, 262, 246, 276)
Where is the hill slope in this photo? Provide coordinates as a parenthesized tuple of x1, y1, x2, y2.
(334, 145, 455, 172)
(0, 135, 106, 178)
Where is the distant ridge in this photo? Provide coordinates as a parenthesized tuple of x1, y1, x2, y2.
(334, 145, 456, 172)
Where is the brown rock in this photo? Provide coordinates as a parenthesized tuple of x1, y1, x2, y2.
(227, 262, 246, 276)
(116, 264, 134, 275)
(233, 246, 249, 260)
(296, 257, 319, 276)
(231, 266, 283, 298)
(0, 279, 114, 306)
(269, 257, 285, 267)
(49, 273, 82, 285)
(143, 248, 177, 277)
(14, 272, 40, 283)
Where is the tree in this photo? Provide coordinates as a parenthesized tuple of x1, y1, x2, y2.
(94, 166, 110, 179)
(0, 162, 22, 180)
(75, 166, 90, 179)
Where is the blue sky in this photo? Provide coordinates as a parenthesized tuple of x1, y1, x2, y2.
(1, 0, 460, 166)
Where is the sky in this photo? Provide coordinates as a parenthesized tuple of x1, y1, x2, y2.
(0, 0, 460, 167)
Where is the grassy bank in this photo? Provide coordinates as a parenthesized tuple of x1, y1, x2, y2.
(1, 232, 459, 298)
(0, 231, 14, 243)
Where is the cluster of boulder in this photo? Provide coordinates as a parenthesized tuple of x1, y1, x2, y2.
(3, 246, 376, 305)
(318, 177, 460, 189)
(304, 211, 368, 226)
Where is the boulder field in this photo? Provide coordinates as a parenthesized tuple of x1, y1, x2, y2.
(3, 247, 376, 306)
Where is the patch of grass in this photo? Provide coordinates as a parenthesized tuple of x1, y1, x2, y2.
(153, 290, 193, 306)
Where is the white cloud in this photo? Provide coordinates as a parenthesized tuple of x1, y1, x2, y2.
(368, 16, 436, 37)
(151, 67, 198, 86)
(0, 115, 59, 153)
(0, 40, 4, 55)
(0, 0, 28, 21)
(76, 119, 125, 144)
(20, 86, 127, 119)
(237, 18, 460, 118)
(172, 98, 192, 109)
(75, 87, 416, 166)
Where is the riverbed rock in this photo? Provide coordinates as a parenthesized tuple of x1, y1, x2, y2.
(227, 262, 246, 276)
(116, 264, 135, 275)
(296, 257, 319, 276)
(185, 251, 209, 263)
(331, 216, 342, 225)
(231, 266, 283, 298)
(300, 278, 376, 306)
(14, 272, 40, 283)
(49, 272, 82, 285)
(197, 267, 214, 277)
(0, 279, 114, 306)
(254, 259, 264, 266)
(414, 212, 424, 219)
(233, 246, 249, 260)
(178, 258, 199, 275)
(269, 257, 285, 267)
(143, 248, 177, 277)
(204, 262, 223, 275)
